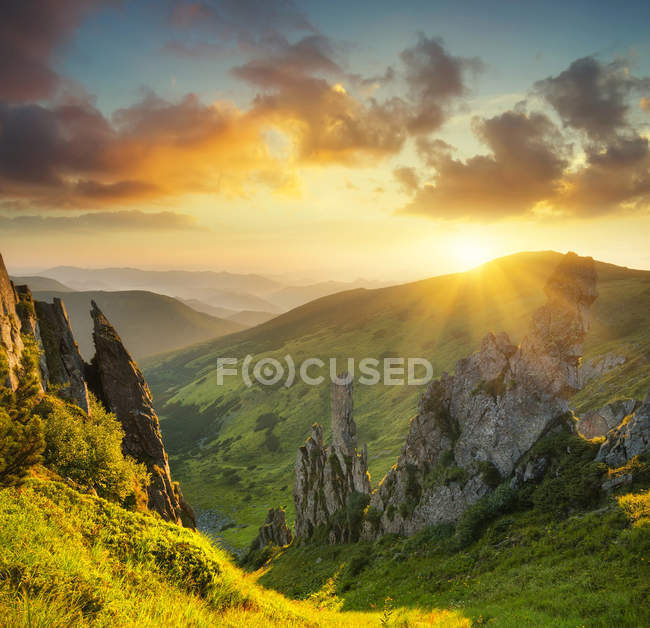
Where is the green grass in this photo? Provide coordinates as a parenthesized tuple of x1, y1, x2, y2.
(256, 486, 650, 627)
(0, 474, 468, 627)
(142, 252, 650, 549)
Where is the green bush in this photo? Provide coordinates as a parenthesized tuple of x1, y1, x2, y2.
(527, 428, 604, 517)
(40, 395, 149, 503)
(0, 338, 45, 487)
(455, 483, 517, 547)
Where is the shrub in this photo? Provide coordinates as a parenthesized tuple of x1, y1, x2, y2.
(0, 338, 45, 487)
(0, 408, 44, 487)
(455, 483, 517, 547)
(40, 395, 149, 503)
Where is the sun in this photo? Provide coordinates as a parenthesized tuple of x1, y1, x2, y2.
(449, 235, 493, 270)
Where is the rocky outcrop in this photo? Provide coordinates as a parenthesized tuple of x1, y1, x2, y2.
(294, 376, 371, 543)
(579, 353, 626, 386)
(577, 399, 641, 439)
(0, 254, 24, 390)
(14, 285, 48, 387)
(89, 301, 195, 528)
(250, 507, 293, 551)
(365, 252, 598, 538)
(35, 298, 90, 413)
(596, 395, 650, 468)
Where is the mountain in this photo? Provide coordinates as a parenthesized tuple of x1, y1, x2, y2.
(34, 290, 245, 359)
(10, 275, 73, 292)
(268, 279, 390, 310)
(38, 266, 283, 312)
(142, 251, 650, 548)
(38, 265, 389, 313)
(180, 298, 240, 319)
(39, 265, 285, 296)
(227, 310, 278, 327)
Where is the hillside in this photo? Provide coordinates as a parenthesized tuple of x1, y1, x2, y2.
(10, 275, 73, 292)
(2, 476, 457, 627)
(34, 290, 245, 360)
(143, 251, 650, 548)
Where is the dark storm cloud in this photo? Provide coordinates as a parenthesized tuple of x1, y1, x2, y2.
(534, 56, 650, 141)
(0, 1, 114, 102)
(399, 111, 570, 219)
(0, 210, 204, 233)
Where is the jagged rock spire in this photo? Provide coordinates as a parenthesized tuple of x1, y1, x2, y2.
(249, 507, 293, 552)
(293, 374, 370, 543)
(89, 300, 195, 528)
(34, 297, 89, 412)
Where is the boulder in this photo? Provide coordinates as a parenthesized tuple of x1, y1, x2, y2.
(577, 399, 640, 439)
(596, 396, 650, 468)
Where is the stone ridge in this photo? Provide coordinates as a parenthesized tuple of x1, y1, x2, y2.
(293, 375, 370, 543)
(0, 253, 24, 390)
(363, 251, 599, 538)
(89, 300, 196, 528)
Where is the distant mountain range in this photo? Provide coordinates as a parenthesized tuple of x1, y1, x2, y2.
(36, 266, 389, 313)
(33, 290, 246, 360)
(10, 275, 73, 292)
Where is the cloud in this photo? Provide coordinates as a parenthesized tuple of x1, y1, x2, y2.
(400, 34, 483, 134)
(399, 56, 650, 221)
(534, 56, 650, 141)
(0, 1, 113, 102)
(557, 136, 650, 215)
(231, 34, 480, 164)
(169, 0, 314, 46)
(0, 92, 297, 206)
(399, 110, 569, 219)
(393, 167, 419, 194)
(0, 210, 205, 233)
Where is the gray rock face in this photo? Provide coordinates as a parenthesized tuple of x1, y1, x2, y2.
(365, 252, 598, 538)
(596, 397, 650, 468)
(577, 399, 640, 439)
(250, 507, 293, 551)
(14, 285, 48, 388)
(89, 301, 196, 528)
(293, 376, 371, 543)
(579, 353, 626, 386)
(0, 254, 24, 390)
(34, 298, 90, 413)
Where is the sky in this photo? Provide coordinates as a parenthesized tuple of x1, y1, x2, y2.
(1, 0, 649, 280)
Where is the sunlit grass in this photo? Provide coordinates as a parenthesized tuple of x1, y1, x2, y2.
(0, 476, 468, 626)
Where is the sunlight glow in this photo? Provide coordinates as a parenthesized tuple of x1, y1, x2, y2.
(448, 235, 493, 270)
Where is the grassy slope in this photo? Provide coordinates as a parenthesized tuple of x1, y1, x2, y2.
(143, 252, 650, 549)
(257, 481, 650, 627)
(0, 475, 465, 627)
(34, 290, 245, 360)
